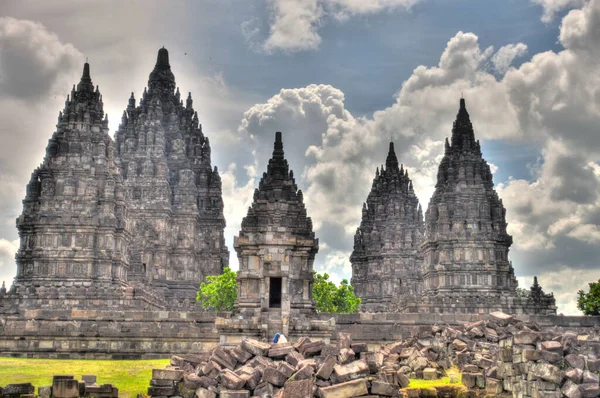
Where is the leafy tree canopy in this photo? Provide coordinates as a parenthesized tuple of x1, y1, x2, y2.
(577, 279, 600, 316)
(312, 271, 361, 313)
(196, 267, 237, 311)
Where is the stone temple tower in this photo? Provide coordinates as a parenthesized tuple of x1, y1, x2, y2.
(351, 143, 424, 312)
(114, 48, 228, 308)
(233, 132, 319, 335)
(10, 63, 140, 309)
(420, 98, 520, 313)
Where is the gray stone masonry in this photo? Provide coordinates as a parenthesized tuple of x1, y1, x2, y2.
(114, 47, 228, 308)
(351, 142, 424, 312)
(6, 62, 144, 311)
(419, 99, 556, 315)
(1, 47, 229, 313)
(351, 98, 556, 315)
(231, 132, 321, 337)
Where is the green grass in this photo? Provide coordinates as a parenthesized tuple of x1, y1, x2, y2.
(0, 357, 170, 398)
(406, 366, 466, 390)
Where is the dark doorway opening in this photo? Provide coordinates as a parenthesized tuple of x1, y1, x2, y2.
(269, 277, 282, 308)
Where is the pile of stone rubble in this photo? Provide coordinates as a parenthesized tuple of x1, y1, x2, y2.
(148, 312, 600, 398)
(147, 332, 446, 398)
(443, 312, 600, 397)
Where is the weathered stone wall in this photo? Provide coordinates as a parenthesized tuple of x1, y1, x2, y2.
(0, 310, 597, 359)
(0, 309, 222, 359)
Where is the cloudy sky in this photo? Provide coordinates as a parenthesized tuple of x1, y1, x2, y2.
(1, 0, 599, 314)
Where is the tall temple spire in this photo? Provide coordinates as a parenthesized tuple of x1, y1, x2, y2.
(351, 141, 423, 312)
(385, 142, 399, 171)
(417, 96, 556, 315)
(113, 47, 228, 308)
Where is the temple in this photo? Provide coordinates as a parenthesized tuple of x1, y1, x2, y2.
(351, 143, 424, 312)
(0, 48, 555, 319)
(351, 99, 556, 315)
(114, 47, 228, 307)
(217, 132, 334, 342)
(1, 48, 228, 312)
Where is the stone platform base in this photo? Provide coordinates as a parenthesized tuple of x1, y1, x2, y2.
(0, 310, 598, 358)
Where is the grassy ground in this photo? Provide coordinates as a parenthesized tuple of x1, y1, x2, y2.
(0, 357, 170, 398)
(406, 366, 466, 390)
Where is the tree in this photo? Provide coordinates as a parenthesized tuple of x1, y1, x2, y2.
(196, 267, 238, 311)
(312, 271, 361, 313)
(577, 279, 600, 316)
(516, 287, 531, 298)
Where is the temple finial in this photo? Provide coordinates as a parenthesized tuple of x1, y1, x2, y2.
(82, 62, 90, 79)
(460, 97, 466, 110)
(156, 47, 170, 68)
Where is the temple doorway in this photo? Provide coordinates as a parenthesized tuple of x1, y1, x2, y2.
(269, 277, 282, 308)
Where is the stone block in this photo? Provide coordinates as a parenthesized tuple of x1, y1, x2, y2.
(282, 379, 313, 398)
(152, 368, 184, 381)
(194, 387, 217, 398)
(301, 340, 325, 356)
(514, 330, 541, 345)
(370, 380, 397, 396)
(290, 365, 314, 381)
(82, 374, 97, 386)
(38, 386, 51, 398)
(583, 370, 599, 385)
(3, 384, 34, 397)
(337, 332, 352, 349)
(350, 342, 368, 353)
(531, 362, 565, 384)
(562, 379, 583, 398)
(277, 361, 296, 378)
(422, 368, 438, 380)
(269, 343, 294, 358)
(52, 379, 80, 398)
(540, 350, 562, 363)
(522, 349, 541, 362)
(231, 346, 254, 364)
(333, 359, 369, 383)
(361, 351, 383, 374)
(254, 382, 275, 398)
(212, 347, 237, 370)
(286, 351, 304, 367)
(220, 370, 246, 390)
(476, 373, 485, 389)
(566, 368, 584, 384)
(588, 358, 600, 372)
(150, 379, 174, 386)
(241, 338, 271, 356)
(220, 390, 250, 398)
(566, 354, 586, 370)
(489, 311, 513, 326)
(319, 378, 369, 398)
(183, 373, 203, 389)
(321, 344, 340, 358)
(581, 384, 600, 398)
(486, 378, 503, 394)
(540, 340, 562, 353)
(262, 367, 288, 387)
(148, 386, 176, 396)
(397, 372, 409, 388)
(316, 355, 337, 380)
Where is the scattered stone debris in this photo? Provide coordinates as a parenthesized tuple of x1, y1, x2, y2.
(148, 331, 452, 398)
(0, 375, 118, 398)
(149, 312, 600, 397)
